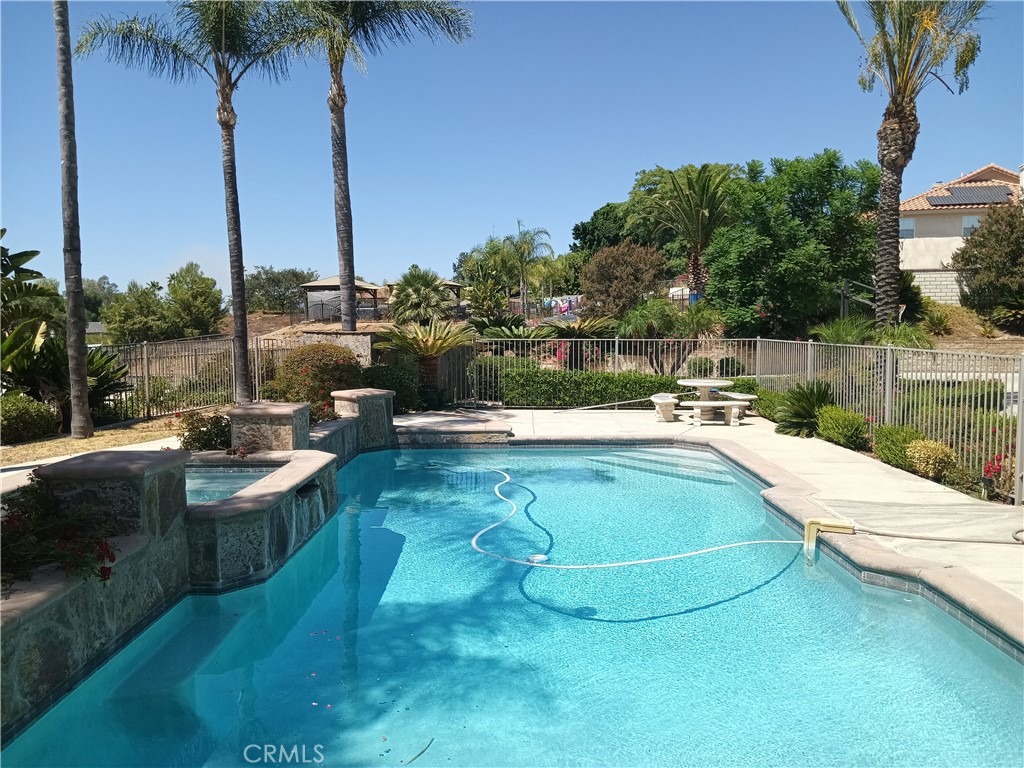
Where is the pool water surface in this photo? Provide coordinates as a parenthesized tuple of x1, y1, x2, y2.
(3, 447, 1022, 767)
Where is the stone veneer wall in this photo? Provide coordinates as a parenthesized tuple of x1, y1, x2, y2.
(1, 451, 192, 742)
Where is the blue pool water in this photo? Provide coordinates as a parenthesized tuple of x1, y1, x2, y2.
(4, 447, 1022, 767)
(186, 467, 276, 504)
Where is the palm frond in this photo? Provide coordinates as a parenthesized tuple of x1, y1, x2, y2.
(76, 13, 210, 82)
(374, 320, 477, 358)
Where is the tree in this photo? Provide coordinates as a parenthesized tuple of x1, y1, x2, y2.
(579, 242, 667, 319)
(101, 281, 181, 344)
(81, 276, 119, 321)
(78, 0, 298, 404)
(388, 264, 451, 324)
(288, 1, 472, 332)
(54, 0, 93, 438)
(703, 152, 879, 337)
(373, 320, 476, 405)
(635, 164, 737, 298)
(570, 202, 627, 253)
(949, 203, 1024, 315)
(837, 0, 986, 325)
(504, 221, 554, 319)
(166, 262, 226, 336)
(244, 265, 318, 314)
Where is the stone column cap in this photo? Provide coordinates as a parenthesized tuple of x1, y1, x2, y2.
(227, 402, 311, 418)
(35, 449, 190, 482)
(331, 388, 396, 401)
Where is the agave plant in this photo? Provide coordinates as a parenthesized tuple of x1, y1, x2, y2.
(546, 316, 617, 339)
(388, 265, 452, 324)
(809, 315, 875, 345)
(374, 321, 477, 406)
(775, 381, 835, 438)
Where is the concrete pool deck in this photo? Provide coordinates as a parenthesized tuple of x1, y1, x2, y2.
(395, 407, 1024, 653)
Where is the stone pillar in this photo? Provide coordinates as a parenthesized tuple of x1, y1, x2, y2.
(228, 402, 310, 451)
(332, 388, 395, 450)
(34, 449, 189, 537)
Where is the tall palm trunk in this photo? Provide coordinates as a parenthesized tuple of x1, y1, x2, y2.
(53, 0, 93, 438)
(217, 79, 253, 404)
(329, 65, 357, 332)
(688, 247, 709, 299)
(874, 105, 919, 326)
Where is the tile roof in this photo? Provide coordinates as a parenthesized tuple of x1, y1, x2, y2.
(901, 164, 1020, 212)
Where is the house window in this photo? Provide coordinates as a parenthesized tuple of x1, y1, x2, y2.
(899, 217, 915, 239)
(962, 215, 981, 237)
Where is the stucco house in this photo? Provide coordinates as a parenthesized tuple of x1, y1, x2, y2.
(899, 163, 1022, 304)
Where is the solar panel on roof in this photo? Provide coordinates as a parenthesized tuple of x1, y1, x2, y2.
(926, 185, 1012, 206)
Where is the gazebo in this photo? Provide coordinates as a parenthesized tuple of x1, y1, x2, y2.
(300, 276, 385, 321)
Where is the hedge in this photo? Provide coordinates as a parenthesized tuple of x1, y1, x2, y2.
(0, 395, 59, 445)
(468, 356, 540, 402)
(501, 368, 694, 408)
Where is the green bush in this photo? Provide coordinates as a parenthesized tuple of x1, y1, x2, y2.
(728, 377, 758, 395)
(686, 356, 715, 377)
(898, 379, 1005, 412)
(775, 381, 834, 437)
(0, 395, 59, 445)
(905, 439, 957, 480)
(364, 361, 423, 414)
(501, 368, 689, 408)
(176, 411, 231, 451)
(815, 405, 869, 451)
(753, 389, 784, 422)
(941, 463, 983, 497)
(468, 356, 541, 402)
(717, 356, 746, 377)
(872, 424, 925, 472)
(262, 343, 362, 422)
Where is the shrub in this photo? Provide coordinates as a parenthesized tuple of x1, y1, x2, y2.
(261, 343, 362, 422)
(775, 381, 834, 437)
(942, 463, 983, 497)
(905, 439, 957, 480)
(728, 377, 758, 395)
(0, 394, 59, 445)
(176, 412, 231, 451)
(921, 308, 953, 336)
(1, 475, 117, 594)
(364, 361, 423, 414)
(686, 356, 715, 377)
(501, 368, 687, 408)
(872, 424, 925, 472)
(991, 299, 1024, 334)
(815, 405, 868, 451)
(468, 356, 540, 402)
(717, 356, 746, 377)
(753, 389, 784, 422)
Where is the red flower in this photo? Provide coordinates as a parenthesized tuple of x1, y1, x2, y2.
(99, 566, 112, 582)
(865, 416, 875, 423)
(175, 412, 182, 418)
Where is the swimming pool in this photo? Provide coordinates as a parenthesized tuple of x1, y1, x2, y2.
(185, 467, 276, 504)
(3, 447, 1022, 766)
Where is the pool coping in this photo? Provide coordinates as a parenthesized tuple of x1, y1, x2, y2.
(490, 434, 1024, 661)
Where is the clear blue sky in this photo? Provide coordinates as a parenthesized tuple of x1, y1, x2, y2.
(3, 0, 1022, 294)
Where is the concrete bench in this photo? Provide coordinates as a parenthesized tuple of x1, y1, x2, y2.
(719, 391, 758, 402)
(650, 393, 679, 422)
(683, 400, 750, 427)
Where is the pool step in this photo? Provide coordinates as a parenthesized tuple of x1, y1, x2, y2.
(585, 456, 736, 486)
(607, 449, 730, 475)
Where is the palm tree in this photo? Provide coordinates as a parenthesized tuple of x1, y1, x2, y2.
(374, 320, 476, 404)
(388, 264, 450, 324)
(288, 2, 472, 332)
(504, 221, 554, 319)
(53, 1, 93, 438)
(837, 0, 986, 325)
(645, 164, 734, 300)
(77, 0, 296, 404)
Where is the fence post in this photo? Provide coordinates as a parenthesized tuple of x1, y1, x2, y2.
(142, 341, 151, 419)
(755, 336, 761, 384)
(254, 339, 262, 402)
(1015, 354, 1024, 507)
(883, 345, 894, 425)
(230, 341, 236, 404)
(806, 339, 814, 383)
(614, 336, 620, 375)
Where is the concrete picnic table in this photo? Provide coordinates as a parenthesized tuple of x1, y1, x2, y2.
(676, 378, 735, 421)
